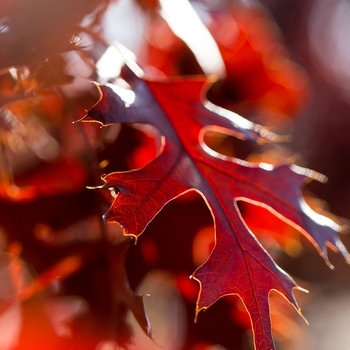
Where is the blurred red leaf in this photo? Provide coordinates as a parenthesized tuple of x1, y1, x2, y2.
(206, 3, 310, 118)
(82, 63, 349, 350)
(138, 2, 309, 121)
(139, 14, 204, 77)
(16, 159, 88, 198)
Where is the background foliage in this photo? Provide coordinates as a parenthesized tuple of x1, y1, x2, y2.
(0, 0, 350, 349)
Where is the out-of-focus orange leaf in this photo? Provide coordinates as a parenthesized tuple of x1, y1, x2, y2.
(16, 159, 88, 198)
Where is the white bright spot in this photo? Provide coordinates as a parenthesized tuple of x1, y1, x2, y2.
(96, 46, 125, 83)
(96, 43, 142, 83)
(103, 0, 146, 54)
(159, 0, 225, 77)
(105, 83, 135, 107)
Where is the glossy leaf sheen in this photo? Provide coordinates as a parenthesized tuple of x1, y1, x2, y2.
(84, 65, 349, 350)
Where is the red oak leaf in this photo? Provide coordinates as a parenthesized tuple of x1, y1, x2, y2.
(83, 64, 349, 350)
